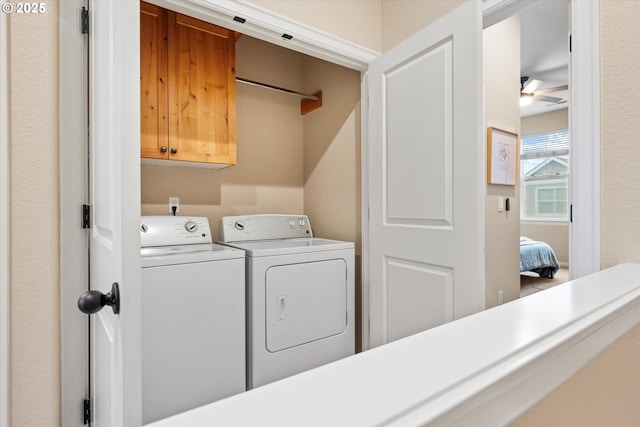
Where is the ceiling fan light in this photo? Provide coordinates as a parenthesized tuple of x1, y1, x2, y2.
(520, 95, 533, 107)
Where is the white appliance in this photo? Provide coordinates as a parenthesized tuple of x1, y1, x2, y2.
(218, 214, 354, 389)
(140, 216, 245, 424)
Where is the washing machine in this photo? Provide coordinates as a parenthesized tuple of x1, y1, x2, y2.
(218, 214, 354, 389)
(140, 216, 245, 424)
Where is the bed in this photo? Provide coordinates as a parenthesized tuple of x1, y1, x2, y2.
(520, 236, 559, 278)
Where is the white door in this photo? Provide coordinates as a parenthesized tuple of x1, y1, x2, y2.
(367, 0, 485, 348)
(85, 0, 142, 425)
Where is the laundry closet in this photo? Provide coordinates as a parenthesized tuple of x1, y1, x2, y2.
(138, 1, 363, 422)
(140, 3, 361, 267)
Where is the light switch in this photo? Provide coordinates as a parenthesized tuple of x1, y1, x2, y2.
(498, 197, 504, 212)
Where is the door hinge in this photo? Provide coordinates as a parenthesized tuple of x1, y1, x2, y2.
(570, 204, 573, 223)
(81, 7, 89, 34)
(82, 204, 91, 229)
(83, 398, 92, 425)
(569, 34, 572, 53)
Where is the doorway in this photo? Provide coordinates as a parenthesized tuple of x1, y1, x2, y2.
(518, 0, 571, 296)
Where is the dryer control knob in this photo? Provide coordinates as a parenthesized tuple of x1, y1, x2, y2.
(234, 220, 245, 231)
(184, 221, 198, 233)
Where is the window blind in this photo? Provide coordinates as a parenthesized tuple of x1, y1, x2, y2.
(521, 130, 569, 160)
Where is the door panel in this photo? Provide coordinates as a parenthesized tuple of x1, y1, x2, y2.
(265, 260, 347, 352)
(368, 1, 484, 348)
(386, 40, 452, 226)
(89, 0, 141, 425)
(385, 259, 453, 342)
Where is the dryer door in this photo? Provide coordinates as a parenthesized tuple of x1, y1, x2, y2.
(265, 259, 347, 352)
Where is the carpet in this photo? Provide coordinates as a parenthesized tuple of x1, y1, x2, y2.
(520, 266, 570, 297)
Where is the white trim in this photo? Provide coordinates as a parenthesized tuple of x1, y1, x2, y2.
(482, 0, 534, 29)
(143, 0, 379, 71)
(569, 0, 600, 279)
(360, 71, 370, 351)
(60, 1, 89, 425)
(0, 9, 10, 427)
(142, 264, 640, 427)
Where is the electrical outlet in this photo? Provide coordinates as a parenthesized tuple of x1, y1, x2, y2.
(169, 197, 180, 214)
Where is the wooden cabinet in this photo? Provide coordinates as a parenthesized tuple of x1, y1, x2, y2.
(140, 2, 237, 166)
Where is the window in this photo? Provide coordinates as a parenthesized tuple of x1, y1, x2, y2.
(520, 130, 569, 221)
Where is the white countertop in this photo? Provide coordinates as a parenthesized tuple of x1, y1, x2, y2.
(146, 263, 640, 427)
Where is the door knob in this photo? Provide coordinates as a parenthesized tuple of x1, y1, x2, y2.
(170, 147, 177, 154)
(160, 146, 168, 153)
(78, 282, 120, 315)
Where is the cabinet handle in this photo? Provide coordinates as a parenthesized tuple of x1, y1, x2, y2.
(170, 147, 178, 154)
(160, 146, 168, 153)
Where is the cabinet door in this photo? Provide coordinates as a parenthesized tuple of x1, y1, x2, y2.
(140, 2, 169, 159)
(168, 12, 237, 164)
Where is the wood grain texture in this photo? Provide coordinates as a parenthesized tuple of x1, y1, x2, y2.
(168, 11, 236, 164)
(140, 2, 168, 159)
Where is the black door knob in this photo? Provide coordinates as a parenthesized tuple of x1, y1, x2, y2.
(78, 282, 120, 315)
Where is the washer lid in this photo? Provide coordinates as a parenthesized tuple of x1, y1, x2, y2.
(222, 237, 353, 257)
(141, 243, 244, 267)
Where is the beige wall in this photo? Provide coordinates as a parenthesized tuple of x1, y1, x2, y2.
(381, 0, 464, 50)
(8, 3, 61, 426)
(141, 36, 306, 227)
(249, 0, 382, 52)
(521, 109, 570, 264)
(483, 15, 522, 308)
(301, 56, 361, 349)
(600, 0, 640, 268)
(512, 324, 640, 426)
(521, 108, 568, 136)
(520, 223, 569, 264)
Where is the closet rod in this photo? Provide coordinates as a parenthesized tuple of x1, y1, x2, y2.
(236, 77, 319, 100)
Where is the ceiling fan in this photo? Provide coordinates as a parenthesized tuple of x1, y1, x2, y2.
(520, 76, 568, 106)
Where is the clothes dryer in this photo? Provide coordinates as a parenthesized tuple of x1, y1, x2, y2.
(140, 216, 245, 423)
(218, 214, 354, 389)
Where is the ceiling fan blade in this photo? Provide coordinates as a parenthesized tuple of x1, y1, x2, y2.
(533, 85, 569, 95)
(522, 79, 543, 94)
(534, 94, 564, 104)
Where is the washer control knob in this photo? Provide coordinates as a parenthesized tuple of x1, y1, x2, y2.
(234, 220, 245, 231)
(298, 218, 306, 227)
(288, 219, 296, 228)
(184, 221, 198, 233)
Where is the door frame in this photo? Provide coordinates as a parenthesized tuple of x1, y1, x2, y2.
(60, 0, 91, 424)
(59, 0, 600, 423)
(1, 9, 10, 427)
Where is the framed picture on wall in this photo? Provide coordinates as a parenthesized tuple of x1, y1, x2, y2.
(487, 127, 518, 186)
